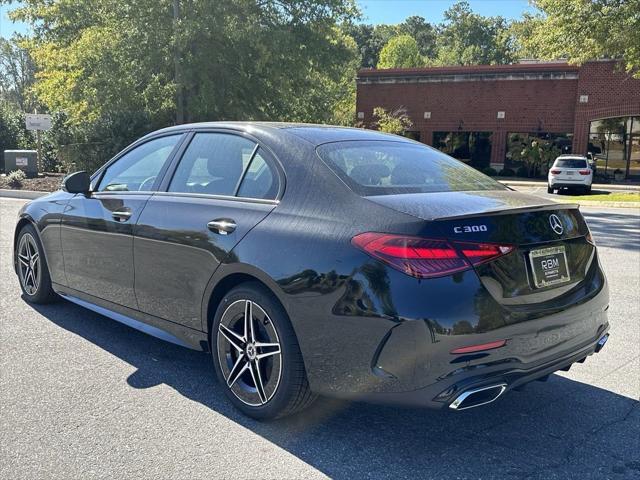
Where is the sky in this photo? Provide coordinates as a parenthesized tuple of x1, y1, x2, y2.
(1, 0, 536, 39)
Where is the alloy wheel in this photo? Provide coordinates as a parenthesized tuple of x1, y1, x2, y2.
(17, 233, 41, 296)
(217, 299, 282, 406)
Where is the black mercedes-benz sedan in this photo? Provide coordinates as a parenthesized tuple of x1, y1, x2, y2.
(13, 122, 609, 419)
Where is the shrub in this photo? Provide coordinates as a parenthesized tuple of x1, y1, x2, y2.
(498, 168, 515, 177)
(516, 166, 529, 178)
(481, 167, 498, 176)
(6, 169, 27, 188)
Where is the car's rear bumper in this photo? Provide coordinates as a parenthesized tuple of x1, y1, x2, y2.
(549, 180, 592, 188)
(301, 265, 609, 409)
(332, 322, 609, 410)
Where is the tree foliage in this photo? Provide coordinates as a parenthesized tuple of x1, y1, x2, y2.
(434, 1, 515, 66)
(0, 36, 35, 111)
(377, 35, 423, 69)
(526, 0, 640, 76)
(347, 2, 517, 69)
(9, 0, 360, 126)
(373, 106, 412, 135)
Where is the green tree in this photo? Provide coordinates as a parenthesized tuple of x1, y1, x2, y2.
(372, 106, 412, 135)
(377, 35, 423, 69)
(434, 1, 515, 66)
(399, 16, 437, 60)
(8, 0, 359, 126)
(343, 23, 400, 68)
(526, 0, 640, 77)
(508, 13, 544, 60)
(0, 35, 35, 111)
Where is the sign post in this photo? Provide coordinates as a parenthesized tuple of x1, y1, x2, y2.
(25, 113, 53, 173)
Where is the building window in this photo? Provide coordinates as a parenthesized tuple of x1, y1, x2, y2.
(432, 131, 492, 169)
(403, 131, 421, 142)
(505, 133, 573, 175)
(588, 116, 640, 178)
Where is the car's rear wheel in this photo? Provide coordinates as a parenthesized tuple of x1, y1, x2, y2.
(547, 184, 554, 194)
(585, 185, 592, 194)
(16, 224, 57, 304)
(211, 282, 316, 419)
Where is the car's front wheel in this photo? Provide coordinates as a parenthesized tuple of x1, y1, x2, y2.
(211, 282, 316, 419)
(16, 224, 57, 304)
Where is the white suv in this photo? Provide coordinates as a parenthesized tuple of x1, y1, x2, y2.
(548, 155, 593, 194)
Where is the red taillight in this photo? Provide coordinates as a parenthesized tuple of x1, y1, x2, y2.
(351, 233, 514, 279)
(450, 339, 507, 354)
(550, 170, 561, 175)
(579, 169, 591, 175)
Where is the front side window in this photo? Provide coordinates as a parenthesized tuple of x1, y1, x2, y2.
(169, 133, 256, 196)
(317, 140, 505, 196)
(98, 135, 181, 192)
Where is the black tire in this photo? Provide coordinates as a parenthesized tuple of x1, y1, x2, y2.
(211, 282, 316, 420)
(585, 185, 592, 194)
(16, 224, 57, 304)
(547, 184, 554, 194)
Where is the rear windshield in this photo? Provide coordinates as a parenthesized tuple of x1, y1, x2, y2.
(555, 159, 588, 169)
(316, 140, 505, 196)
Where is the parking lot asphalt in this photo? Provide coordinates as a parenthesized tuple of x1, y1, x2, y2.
(1, 197, 639, 480)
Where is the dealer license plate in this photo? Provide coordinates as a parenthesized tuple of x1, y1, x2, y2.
(529, 246, 571, 288)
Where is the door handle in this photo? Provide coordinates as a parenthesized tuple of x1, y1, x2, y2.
(112, 209, 133, 221)
(207, 219, 237, 235)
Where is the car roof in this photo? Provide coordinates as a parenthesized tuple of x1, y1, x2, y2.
(555, 155, 588, 160)
(148, 121, 413, 147)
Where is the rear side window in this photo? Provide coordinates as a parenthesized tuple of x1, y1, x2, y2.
(237, 150, 279, 200)
(555, 159, 588, 168)
(169, 133, 256, 196)
(317, 140, 505, 196)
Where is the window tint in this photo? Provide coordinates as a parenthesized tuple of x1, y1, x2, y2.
(237, 150, 278, 200)
(555, 158, 588, 169)
(98, 135, 180, 192)
(169, 133, 256, 195)
(317, 140, 505, 196)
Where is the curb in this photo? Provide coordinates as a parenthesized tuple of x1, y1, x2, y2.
(563, 201, 640, 209)
(0, 189, 48, 200)
(499, 180, 640, 192)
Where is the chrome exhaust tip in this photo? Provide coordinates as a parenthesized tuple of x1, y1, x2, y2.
(449, 383, 507, 411)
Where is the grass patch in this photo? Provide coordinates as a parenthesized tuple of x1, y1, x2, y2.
(561, 191, 640, 202)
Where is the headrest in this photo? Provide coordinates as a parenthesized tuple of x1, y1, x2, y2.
(391, 163, 427, 185)
(206, 141, 243, 180)
(349, 164, 390, 185)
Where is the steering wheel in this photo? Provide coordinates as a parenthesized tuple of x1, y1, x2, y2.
(138, 176, 157, 191)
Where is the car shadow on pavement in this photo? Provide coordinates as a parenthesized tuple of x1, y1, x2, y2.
(31, 300, 640, 480)
(581, 210, 640, 252)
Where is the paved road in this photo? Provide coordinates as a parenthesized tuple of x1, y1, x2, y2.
(1, 197, 639, 480)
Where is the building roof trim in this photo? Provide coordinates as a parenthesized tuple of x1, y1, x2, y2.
(358, 62, 579, 78)
(357, 71, 579, 85)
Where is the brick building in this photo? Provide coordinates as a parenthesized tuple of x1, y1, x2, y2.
(356, 60, 640, 178)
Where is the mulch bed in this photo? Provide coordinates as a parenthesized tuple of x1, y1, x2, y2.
(0, 173, 65, 192)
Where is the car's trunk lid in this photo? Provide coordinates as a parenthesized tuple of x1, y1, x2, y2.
(367, 190, 596, 307)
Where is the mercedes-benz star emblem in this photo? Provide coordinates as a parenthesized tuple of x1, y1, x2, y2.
(549, 214, 564, 235)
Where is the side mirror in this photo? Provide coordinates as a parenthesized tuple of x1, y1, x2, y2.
(63, 171, 91, 194)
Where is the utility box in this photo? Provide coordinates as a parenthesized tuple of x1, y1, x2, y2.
(3, 150, 38, 177)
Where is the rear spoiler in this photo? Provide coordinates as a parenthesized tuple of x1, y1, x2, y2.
(433, 202, 579, 221)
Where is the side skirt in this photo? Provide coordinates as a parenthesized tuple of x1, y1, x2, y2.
(53, 284, 209, 351)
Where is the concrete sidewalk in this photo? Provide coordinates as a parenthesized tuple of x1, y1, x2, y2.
(0, 189, 47, 200)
